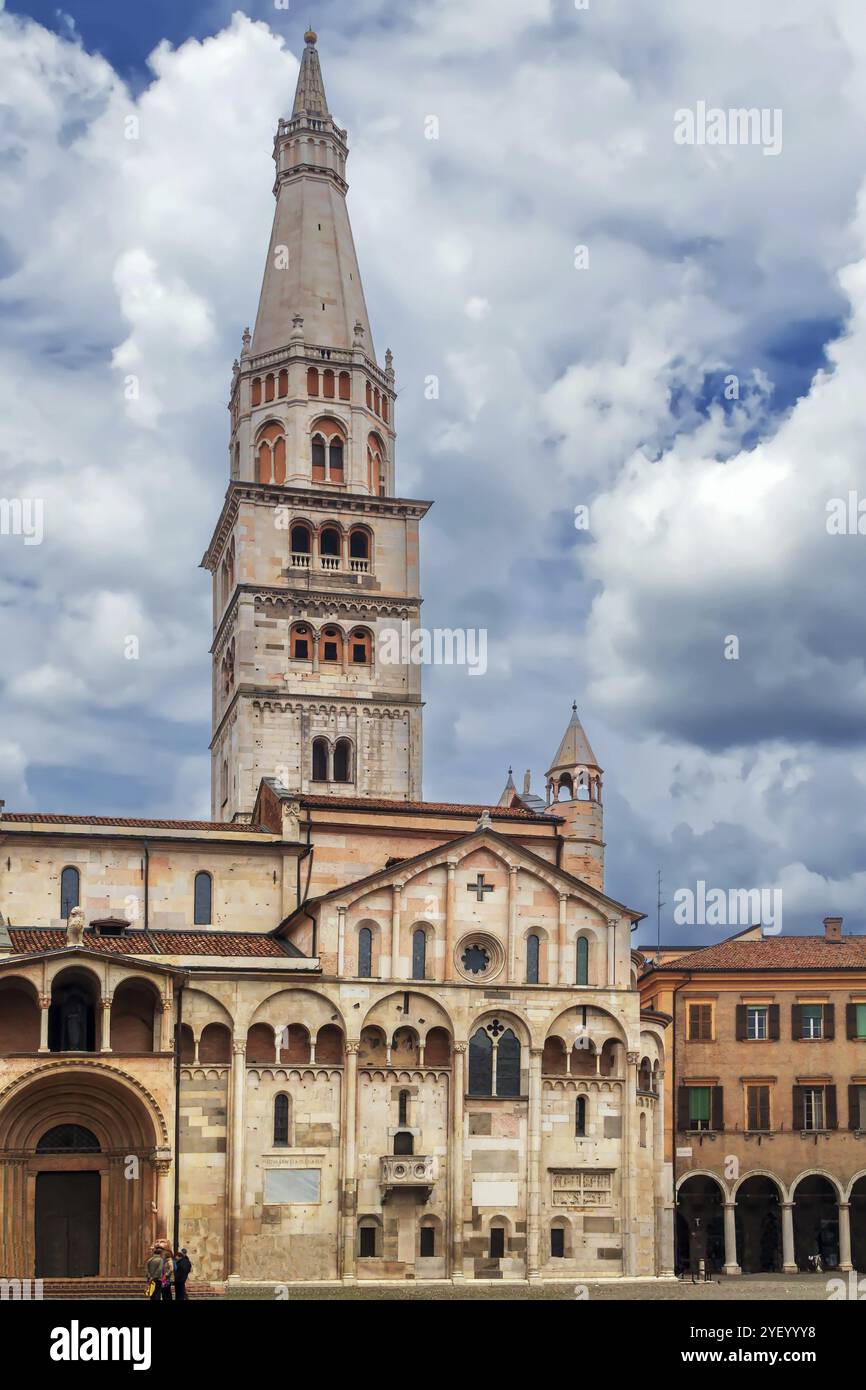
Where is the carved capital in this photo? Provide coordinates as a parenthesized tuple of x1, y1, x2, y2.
(453, 1042, 468, 1054)
(232, 1039, 246, 1057)
(345, 1041, 362, 1055)
(38, 994, 51, 1010)
(101, 996, 113, 1011)
(626, 1050, 640, 1066)
(152, 1159, 172, 1177)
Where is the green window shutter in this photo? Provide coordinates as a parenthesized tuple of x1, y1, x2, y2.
(857, 1003, 866, 1038)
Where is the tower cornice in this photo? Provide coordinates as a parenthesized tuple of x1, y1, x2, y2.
(201, 482, 433, 572)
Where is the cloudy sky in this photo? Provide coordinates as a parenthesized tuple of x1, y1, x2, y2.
(2, 0, 866, 942)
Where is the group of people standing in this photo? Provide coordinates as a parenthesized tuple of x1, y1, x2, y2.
(146, 1243, 192, 1300)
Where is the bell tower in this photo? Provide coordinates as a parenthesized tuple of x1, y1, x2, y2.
(545, 704, 605, 890)
(203, 31, 429, 820)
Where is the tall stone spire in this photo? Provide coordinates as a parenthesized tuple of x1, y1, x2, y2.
(544, 704, 605, 890)
(251, 29, 374, 358)
(293, 29, 330, 116)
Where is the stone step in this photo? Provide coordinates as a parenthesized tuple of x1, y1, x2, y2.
(34, 1279, 221, 1300)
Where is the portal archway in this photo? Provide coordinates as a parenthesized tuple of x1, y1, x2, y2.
(0, 1064, 167, 1279)
(792, 1174, 840, 1270)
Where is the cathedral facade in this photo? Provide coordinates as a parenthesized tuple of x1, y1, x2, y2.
(0, 33, 671, 1287)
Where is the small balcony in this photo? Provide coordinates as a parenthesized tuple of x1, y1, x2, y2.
(379, 1154, 436, 1202)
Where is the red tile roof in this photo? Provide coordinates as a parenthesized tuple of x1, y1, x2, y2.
(299, 794, 558, 821)
(6, 928, 295, 959)
(1, 814, 265, 833)
(649, 935, 866, 972)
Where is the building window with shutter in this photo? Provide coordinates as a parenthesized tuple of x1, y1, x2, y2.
(747, 1006, 768, 1040)
(803, 1086, 825, 1130)
(745, 1083, 771, 1131)
(849, 1084, 866, 1130)
(688, 1085, 712, 1130)
(687, 1003, 714, 1041)
(850, 1003, 866, 1039)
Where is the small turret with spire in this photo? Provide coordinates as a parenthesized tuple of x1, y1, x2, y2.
(544, 704, 605, 890)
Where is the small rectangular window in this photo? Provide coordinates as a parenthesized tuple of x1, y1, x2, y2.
(359, 1225, 376, 1258)
(489, 1227, 505, 1259)
(688, 1086, 711, 1131)
(419, 1226, 435, 1258)
(747, 1006, 768, 1040)
(550, 1227, 565, 1258)
(352, 644, 366, 663)
(323, 641, 339, 662)
(687, 1004, 713, 1041)
(294, 639, 309, 659)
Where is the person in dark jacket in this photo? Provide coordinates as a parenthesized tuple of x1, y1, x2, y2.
(174, 1247, 192, 1300)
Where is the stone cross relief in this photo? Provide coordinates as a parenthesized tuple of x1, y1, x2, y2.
(466, 872, 495, 902)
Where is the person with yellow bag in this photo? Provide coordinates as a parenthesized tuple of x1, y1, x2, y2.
(145, 1244, 173, 1301)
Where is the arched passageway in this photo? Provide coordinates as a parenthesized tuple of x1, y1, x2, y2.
(735, 1176, 782, 1272)
(676, 1175, 725, 1275)
(793, 1176, 839, 1270)
(851, 1176, 866, 1272)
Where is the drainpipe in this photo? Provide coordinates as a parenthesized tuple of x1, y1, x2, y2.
(172, 980, 184, 1252)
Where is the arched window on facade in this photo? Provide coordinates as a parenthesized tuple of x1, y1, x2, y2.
(320, 526, 341, 570)
(312, 433, 327, 482)
(358, 926, 373, 978)
(333, 738, 352, 783)
(256, 422, 286, 485)
(367, 433, 385, 496)
(319, 626, 343, 664)
(251, 377, 262, 406)
(290, 623, 312, 660)
(312, 737, 329, 782)
(349, 628, 372, 665)
(575, 1095, 587, 1137)
(469, 1024, 522, 1096)
(278, 369, 288, 397)
(412, 927, 427, 981)
(274, 1093, 290, 1147)
(576, 936, 589, 986)
(349, 528, 370, 572)
(193, 871, 212, 926)
(526, 933, 540, 984)
(496, 1029, 521, 1096)
(264, 373, 275, 402)
(338, 371, 351, 401)
(639, 1111, 647, 1148)
(290, 524, 312, 568)
(307, 367, 320, 396)
(328, 435, 344, 483)
(323, 369, 335, 399)
(60, 866, 80, 920)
